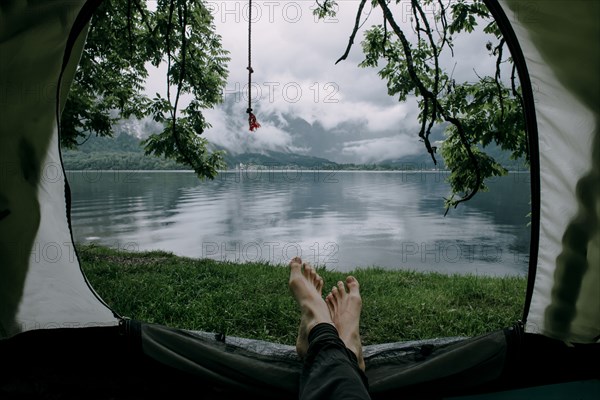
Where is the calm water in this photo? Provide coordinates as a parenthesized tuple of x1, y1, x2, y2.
(67, 170, 531, 276)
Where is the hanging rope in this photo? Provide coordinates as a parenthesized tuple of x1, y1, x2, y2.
(247, 0, 260, 131)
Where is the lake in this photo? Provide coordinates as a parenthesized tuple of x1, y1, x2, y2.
(66, 170, 531, 276)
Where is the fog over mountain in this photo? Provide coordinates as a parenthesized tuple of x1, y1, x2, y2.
(115, 93, 440, 166)
(200, 94, 443, 165)
(71, 108, 523, 171)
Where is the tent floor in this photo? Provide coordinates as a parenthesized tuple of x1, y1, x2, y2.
(1, 325, 598, 399)
(0, 325, 218, 399)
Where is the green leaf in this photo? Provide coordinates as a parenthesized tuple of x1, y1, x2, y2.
(62, 0, 229, 179)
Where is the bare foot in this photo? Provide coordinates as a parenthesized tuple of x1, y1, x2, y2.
(325, 276, 365, 371)
(288, 257, 331, 358)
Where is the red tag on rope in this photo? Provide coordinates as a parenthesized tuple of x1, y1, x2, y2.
(248, 112, 261, 132)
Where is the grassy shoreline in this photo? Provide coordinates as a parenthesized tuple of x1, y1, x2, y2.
(79, 244, 526, 345)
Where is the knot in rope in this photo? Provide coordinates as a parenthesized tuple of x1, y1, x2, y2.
(246, 0, 259, 132)
(247, 108, 261, 132)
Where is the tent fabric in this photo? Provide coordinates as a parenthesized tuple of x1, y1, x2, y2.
(1, 0, 597, 342)
(0, 0, 118, 338)
(0, 0, 599, 396)
(143, 322, 486, 396)
(0, 321, 597, 399)
(143, 322, 508, 397)
(502, 0, 600, 343)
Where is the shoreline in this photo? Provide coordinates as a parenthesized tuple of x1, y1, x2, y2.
(65, 169, 532, 173)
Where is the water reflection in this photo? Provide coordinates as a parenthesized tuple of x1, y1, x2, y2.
(67, 170, 530, 276)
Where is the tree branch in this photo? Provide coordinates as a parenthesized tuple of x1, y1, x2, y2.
(377, 0, 438, 164)
(412, 0, 440, 93)
(164, 0, 194, 170)
(382, 18, 388, 57)
(411, 1, 440, 143)
(132, 0, 155, 34)
(335, 0, 367, 65)
(437, 0, 453, 57)
(375, 0, 482, 210)
(127, 0, 133, 56)
(511, 62, 528, 161)
(172, 1, 197, 170)
(315, 0, 332, 14)
(173, 1, 186, 117)
(411, 1, 424, 42)
(494, 38, 506, 124)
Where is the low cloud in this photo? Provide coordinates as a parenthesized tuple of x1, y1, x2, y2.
(341, 134, 423, 163)
(249, 75, 416, 133)
(203, 106, 304, 155)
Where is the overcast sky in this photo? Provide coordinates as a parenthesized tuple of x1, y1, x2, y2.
(146, 1, 503, 163)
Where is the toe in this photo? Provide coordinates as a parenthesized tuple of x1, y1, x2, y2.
(316, 276, 324, 293)
(346, 276, 362, 306)
(314, 274, 320, 289)
(346, 276, 360, 293)
(332, 285, 341, 300)
(289, 259, 302, 281)
(337, 281, 346, 297)
(326, 293, 336, 310)
(302, 263, 313, 279)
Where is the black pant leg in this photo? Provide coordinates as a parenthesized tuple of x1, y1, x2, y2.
(299, 323, 371, 400)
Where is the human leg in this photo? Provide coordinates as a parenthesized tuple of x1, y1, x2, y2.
(288, 258, 370, 400)
(325, 276, 366, 371)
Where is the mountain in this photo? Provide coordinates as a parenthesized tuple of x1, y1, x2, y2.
(62, 127, 526, 171)
(61, 98, 527, 171)
(61, 132, 188, 170)
(61, 131, 340, 170)
(376, 138, 528, 171)
(221, 149, 337, 169)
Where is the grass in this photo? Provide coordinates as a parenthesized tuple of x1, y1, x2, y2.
(79, 244, 527, 346)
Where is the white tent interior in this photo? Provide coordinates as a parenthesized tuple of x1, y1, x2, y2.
(0, 0, 598, 398)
